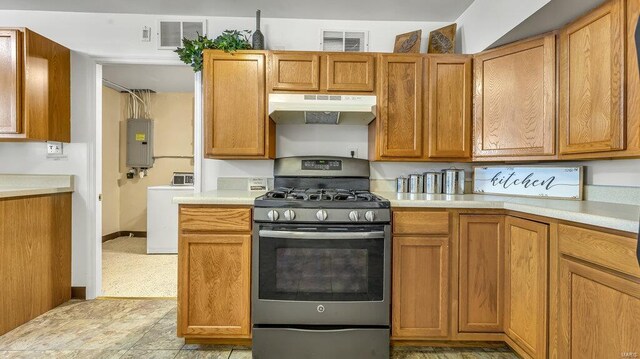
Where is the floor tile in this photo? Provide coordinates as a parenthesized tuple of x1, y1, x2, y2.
(160, 307, 177, 323)
(122, 349, 180, 358)
(35, 299, 175, 321)
(0, 318, 156, 351)
(175, 349, 232, 359)
(0, 350, 127, 358)
(131, 320, 185, 350)
(229, 349, 252, 359)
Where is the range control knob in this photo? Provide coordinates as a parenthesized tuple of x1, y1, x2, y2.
(348, 210, 360, 222)
(284, 209, 296, 221)
(316, 209, 328, 221)
(364, 211, 375, 222)
(267, 210, 279, 221)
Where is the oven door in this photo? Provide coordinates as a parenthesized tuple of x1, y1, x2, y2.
(252, 224, 391, 326)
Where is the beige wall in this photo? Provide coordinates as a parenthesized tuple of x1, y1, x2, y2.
(102, 88, 194, 235)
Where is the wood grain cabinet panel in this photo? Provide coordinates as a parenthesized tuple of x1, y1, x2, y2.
(325, 53, 375, 92)
(625, 0, 640, 157)
(459, 215, 504, 333)
(270, 52, 320, 91)
(178, 233, 251, 338)
(0, 193, 71, 336)
(504, 217, 548, 359)
(393, 210, 450, 235)
(375, 54, 424, 159)
(428, 55, 472, 159)
(559, 0, 626, 155)
(392, 236, 449, 338)
(0, 30, 21, 134)
(203, 51, 274, 159)
(0, 28, 70, 142)
(180, 206, 252, 233)
(473, 34, 556, 160)
(558, 258, 640, 358)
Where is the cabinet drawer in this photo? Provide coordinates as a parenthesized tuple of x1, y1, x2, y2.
(558, 224, 640, 278)
(393, 211, 450, 235)
(180, 206, 252, 233)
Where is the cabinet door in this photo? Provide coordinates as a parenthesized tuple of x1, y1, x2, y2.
(504, 217, 548, 358)
(459, 215, 504, 333)
(558, 258, 640, 358)
(392, 236, 449, 338)
(203, 52, 267, 158)
(0, 30, 22, 134)
(376, 54, 424, 159)
(325, 53, 375, 92)
(428, 55, 472, 159)
(270, 52, 320, 91)
(473, 34, 556, 159)
(178, 233, 251, 338)
(559, 0, 625, 154)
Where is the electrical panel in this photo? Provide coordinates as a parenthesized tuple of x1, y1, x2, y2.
(126, 118, 154, 168)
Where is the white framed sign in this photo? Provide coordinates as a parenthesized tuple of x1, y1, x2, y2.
(473, 166, 583, 200)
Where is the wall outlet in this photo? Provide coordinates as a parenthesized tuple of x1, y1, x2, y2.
(347, 147, 359, 158)
(47, 141, 63, 155)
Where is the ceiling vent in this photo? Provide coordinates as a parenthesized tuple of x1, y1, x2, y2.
(157, 19, 207, 50)
(320, 30, 368, 52)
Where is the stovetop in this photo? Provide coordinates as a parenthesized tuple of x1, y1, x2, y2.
(254, 187, 390, 210)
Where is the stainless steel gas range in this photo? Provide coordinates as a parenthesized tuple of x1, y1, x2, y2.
(252, 156, 391, 359)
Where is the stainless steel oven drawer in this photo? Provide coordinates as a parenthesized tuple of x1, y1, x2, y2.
(252, 327, 389, 359)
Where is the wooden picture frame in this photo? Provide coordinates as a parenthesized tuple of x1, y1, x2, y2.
(394, 30, 422, 53)
(428, 24, 457, 54)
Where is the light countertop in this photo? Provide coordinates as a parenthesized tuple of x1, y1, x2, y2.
(0, 174, 74, 199)
(173, 190, 640, 234)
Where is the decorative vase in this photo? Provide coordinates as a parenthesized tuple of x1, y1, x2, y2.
(252, 9, 265, 50)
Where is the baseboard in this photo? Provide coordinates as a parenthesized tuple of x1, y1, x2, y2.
(102, 231, 147, 242)
(71, 287, 86, 300)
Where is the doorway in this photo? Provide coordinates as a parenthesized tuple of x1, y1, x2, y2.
(99, 64, 195, 297)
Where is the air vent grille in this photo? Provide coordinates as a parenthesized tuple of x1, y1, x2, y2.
(320, 30, 368, 52)
(158, 20, 206, 50)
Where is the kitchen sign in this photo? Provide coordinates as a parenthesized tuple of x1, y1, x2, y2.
(473, 166, 583, 200)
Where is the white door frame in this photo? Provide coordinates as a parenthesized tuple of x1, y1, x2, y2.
(92, 57, 199, 298)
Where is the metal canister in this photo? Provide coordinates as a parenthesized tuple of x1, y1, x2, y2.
(408, 174, 424, 193)
(396, 177, 408, 193)
(442, 168, 466, 194)
(423, 171, 443, 194)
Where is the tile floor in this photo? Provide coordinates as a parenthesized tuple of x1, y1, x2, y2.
(0, 299, 519, 359)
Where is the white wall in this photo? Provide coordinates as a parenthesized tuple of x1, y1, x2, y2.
(455, 0, 550, 53)
(0, 52, 98, 294)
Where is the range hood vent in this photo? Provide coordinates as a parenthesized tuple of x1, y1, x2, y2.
(268, 94, 376, 125)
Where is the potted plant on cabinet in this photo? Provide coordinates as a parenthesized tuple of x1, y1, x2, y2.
(175, 30, 252, 72)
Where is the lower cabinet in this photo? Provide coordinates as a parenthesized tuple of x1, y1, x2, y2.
(177, 206, 252, 340)
(504, 217, 548, 359)
(392, 236, 449, 338)
(459, 215, 504, 333)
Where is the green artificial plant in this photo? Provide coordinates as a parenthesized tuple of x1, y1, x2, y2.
(175, 30, 252, 72)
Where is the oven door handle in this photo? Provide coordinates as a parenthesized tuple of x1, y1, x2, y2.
(258, 230, 385, 240)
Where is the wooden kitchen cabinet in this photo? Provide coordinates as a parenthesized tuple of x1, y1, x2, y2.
(203, 50, 275, 159)
(0, 193, 71, 335)
(269, 52, 375, 93)
(559, 0, 626, 155)
(371, 54, 424, 160)
(428, 55, 472, 159)
(0, 28, 70, 142)
(504, 216, 548, 359)
(556, 224, 640, 358)
(458, 215, 504, 333)
(392, 210, 450, 338)
(177, 205, 252, 340)
(473, 34, 556, 160)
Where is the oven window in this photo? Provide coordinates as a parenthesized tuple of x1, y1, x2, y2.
(259, 234, 384, 301)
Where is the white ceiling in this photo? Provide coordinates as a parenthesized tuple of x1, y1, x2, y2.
(102, 64, 195, 93)
(0, 0, 475, 22)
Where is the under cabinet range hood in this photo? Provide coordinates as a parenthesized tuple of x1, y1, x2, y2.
(268, 94, 377, 125)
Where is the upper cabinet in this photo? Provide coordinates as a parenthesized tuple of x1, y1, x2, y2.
(269, 52, 375, 93)
(203, 50, 275, 159)
(473, 34, 556, 161)
(559, 0, 625, 155)
(0, 28, 70, 142)
(428, 55, 472, 160)
(372, 54, 424, 160)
